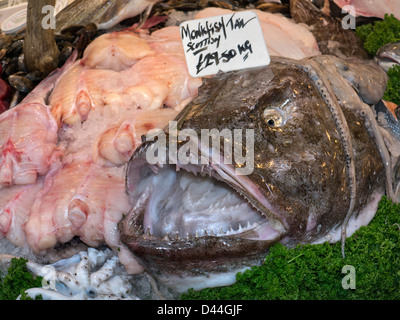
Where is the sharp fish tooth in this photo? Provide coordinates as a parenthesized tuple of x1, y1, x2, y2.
(145, 226, 151, 236)
(163, 234, 170, 241)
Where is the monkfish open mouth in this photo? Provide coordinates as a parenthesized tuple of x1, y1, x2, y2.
(120, 139, 287, 270)
(127, 164, 283, 241)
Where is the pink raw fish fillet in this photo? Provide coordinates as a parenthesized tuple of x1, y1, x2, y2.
(94, 107, 179, 166)
(82, 31, 154, 71)
(0, 55, 76, 188)
(121, 54, 202, 110)
(0, 105, 59, 187)
(24, 161, 131, 253)
(49, 27, 201, 126)
(0, 179, 43, 247)
(49, 62, 125, 125)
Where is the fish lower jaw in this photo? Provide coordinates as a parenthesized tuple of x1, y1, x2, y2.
(143, 219, 274, 242)
(125, 222, 284, 248)
(122, 192, 276, 243)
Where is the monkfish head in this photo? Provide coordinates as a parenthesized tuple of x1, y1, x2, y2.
(120, 57, 385, 292)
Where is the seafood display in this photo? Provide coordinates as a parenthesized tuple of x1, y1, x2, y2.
(0, 22, 207, 276)
(0, 3, 322, 260)
(0, 0, 400, 300)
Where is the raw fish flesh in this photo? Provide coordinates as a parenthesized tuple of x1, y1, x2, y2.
(333, 0, 400, 20)
(0, 7, 324, 277)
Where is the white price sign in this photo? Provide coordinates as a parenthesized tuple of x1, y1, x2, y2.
(180, 10, 270, 78)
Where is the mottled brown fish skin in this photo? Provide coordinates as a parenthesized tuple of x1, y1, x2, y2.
(56, 0, 115, 33)
(290, 0, 370, 59)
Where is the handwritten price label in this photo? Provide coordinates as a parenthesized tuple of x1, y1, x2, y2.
(180, 11, 270, 77)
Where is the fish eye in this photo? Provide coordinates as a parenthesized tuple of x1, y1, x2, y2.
(263, 108, 285, 127)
